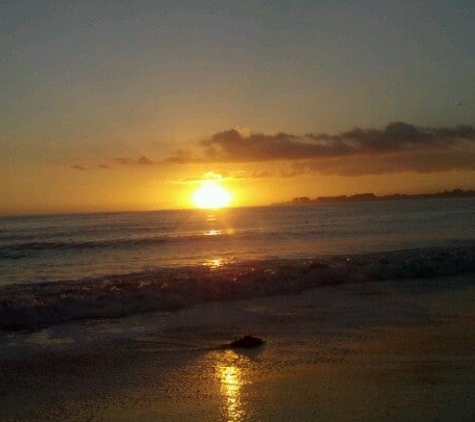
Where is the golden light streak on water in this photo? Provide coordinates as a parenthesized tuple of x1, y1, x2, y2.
(205, 229, 221, 236)
(204, 258, 224, 268)
(216, 350, 247, 421)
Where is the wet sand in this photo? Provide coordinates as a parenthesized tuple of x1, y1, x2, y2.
(1, 274, 475, 421)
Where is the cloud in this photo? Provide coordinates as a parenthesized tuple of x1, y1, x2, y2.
(290, 151, 475, 177)
(163, 148, 200, 164)
(70, 157, 155, 171)
(306, 122, 475, 154)
(173, 170, 273, 184)
(179, 171, 225, 184)
(71, 122, 475, 177)
(167, 122, 475, 164)
(69, 163, 110, 171)
(114, 156, 155, 166)
(200, 129, 317, 162)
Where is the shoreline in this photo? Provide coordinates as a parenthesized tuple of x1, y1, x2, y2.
(274, 189, 475, 206)
(1, 273, 475, 420)
(2, 244, 475, 331)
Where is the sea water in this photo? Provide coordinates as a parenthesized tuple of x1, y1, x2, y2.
(1, 198, 475, 329)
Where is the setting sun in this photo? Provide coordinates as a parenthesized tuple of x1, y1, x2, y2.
(192, 181, 232, 209)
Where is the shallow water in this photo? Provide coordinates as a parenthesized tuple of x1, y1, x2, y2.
(1, 198, 475, 329)
(1, 198, 474, 285)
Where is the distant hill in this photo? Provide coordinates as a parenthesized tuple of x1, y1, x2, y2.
(274, 189, 475, 206)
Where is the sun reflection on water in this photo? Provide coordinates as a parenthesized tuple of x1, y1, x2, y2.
(216, 350, 247, 421)
(206, 213, 217, 222)
(204, 258, 224, 268)
(203, 228, 235, 237)
(205, 229, 221, 236)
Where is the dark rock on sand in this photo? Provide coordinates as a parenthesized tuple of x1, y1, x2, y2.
(227, 335, 265, 349)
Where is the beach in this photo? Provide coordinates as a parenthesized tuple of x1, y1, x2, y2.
(2, 273, 474, 421)
(3, 1, 475, 419)
(1, 200, 475, 420)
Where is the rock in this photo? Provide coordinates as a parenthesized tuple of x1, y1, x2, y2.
(227, 335, 265, 349)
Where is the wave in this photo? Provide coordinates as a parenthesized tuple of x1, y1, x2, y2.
(1, 245, 475, 330)
(0, 229, 326, 259)
(0, 232, 241, 258)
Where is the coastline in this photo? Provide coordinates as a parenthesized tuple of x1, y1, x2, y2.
(2, 273, 475, 421)
(274, 189, 475, 206)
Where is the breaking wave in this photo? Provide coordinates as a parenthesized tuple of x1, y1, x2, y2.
(1, 245, 474, 330)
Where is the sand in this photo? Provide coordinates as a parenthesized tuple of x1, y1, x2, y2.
(1, 273, 475, 421)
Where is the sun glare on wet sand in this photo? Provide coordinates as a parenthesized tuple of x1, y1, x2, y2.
(192, 181, 232, 209)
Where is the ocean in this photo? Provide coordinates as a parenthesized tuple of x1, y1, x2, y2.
(1, 197, 475, 330)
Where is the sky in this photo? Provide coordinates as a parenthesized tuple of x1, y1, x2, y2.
(1, 0, 475, 214)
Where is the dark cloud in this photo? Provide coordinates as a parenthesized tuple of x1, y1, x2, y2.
(70, 164, 109, 171)
(137, 156, 154, 165)
(164, 148, 200, 164)
(200, 129, 327, 162)
(72, 123, 475, 177)
(167, 122, 475, 164)
(114, 156, 155, 166)
(286, 151, 475, 177)
(307, 122, 475, 154)
(70, 157, 155, 172)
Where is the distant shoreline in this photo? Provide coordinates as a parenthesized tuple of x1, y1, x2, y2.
(273, 188, 475, 206)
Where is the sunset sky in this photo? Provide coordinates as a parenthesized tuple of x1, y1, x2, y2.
(1, 0, 475, 214)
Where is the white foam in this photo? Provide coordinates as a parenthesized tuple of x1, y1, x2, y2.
(1, 245, 474, 330)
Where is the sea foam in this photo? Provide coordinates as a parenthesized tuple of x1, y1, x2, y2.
(1, 245, 474, 330)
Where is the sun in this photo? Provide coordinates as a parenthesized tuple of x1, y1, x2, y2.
(192, 181, 232, 209)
